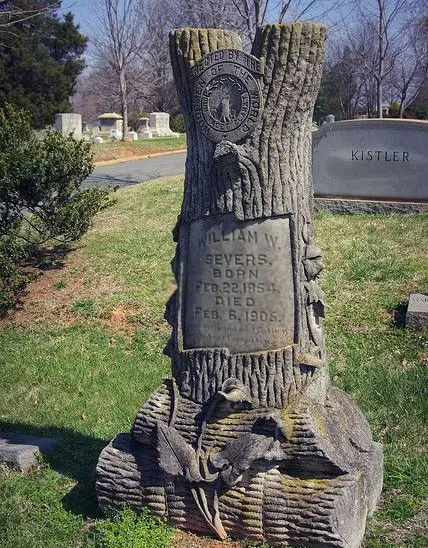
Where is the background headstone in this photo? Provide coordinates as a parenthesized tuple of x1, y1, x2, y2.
(54, 113, 82, 139)
(149, 112, 180, 137)
(138, 117, 152, 139)
(95, 113, 123, 136)
(109, 128, 123, 141)
(313, 119, 428, 203)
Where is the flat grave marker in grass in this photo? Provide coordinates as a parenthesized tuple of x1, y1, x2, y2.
(96, 24, 383, 548)
(406, 293, 428, 331)
(0, 432, 58, 472)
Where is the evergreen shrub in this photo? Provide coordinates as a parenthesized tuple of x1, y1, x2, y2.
(0, 105, 113, 315)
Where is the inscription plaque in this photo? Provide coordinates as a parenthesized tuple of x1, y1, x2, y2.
(183, 214, 294, 353)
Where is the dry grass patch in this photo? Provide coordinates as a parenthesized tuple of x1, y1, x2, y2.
(0, 177, 183, 337)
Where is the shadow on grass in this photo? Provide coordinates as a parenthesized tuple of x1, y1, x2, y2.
(0, 420, 109, 519)
(390, 300, 408, 328)
(1, 243, 74, 319)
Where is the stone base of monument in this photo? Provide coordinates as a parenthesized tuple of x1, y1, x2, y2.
(315, 197, 428, 215)
(97, 381, 382, 548)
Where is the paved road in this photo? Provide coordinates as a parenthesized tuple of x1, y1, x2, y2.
(85, 152, 186, 188)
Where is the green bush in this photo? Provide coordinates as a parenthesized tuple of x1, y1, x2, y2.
(170, 114, 185, 133)
(88, 507, 172, 548)
(389, 101, 400, 118)
(0, 104, 113, 314)
(0, 233, 28, 315)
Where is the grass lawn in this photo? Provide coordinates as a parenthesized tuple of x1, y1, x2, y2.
(92, 136, 186, 163)
(0, 177, 427, 548)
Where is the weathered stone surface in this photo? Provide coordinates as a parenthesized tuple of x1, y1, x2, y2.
(312, 119, 428, 202)
(191, 49, 263, 143)
(406, 293, 428, 330)
(0, 432, 58, 472)
(99, 383, 383, 547)
(96, 24, 382, 548)
(149, 112, 180, 137)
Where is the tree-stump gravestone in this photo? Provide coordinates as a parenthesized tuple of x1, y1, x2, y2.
(96, 24, 383, 548)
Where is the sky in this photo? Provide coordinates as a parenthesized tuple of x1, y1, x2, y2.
(64, 0, 94, 36)
(63, 0, 354, 40)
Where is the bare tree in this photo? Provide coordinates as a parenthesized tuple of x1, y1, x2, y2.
(349, 0, 421, 118)
(389, 16, 428, 116)
(134, 0, 179, 112)
(169, 0, 243, 35)
(0, 0, 59, 29)
(72, 64, 122, 122)
(229, 0, 350, 45)
(92, 0, 146, 140)
(326, 43, 366, 119)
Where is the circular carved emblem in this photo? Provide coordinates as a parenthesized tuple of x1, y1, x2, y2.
(192, 50, 263, 143)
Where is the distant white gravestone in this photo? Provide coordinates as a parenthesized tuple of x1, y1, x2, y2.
(149, 112, 180, 137)
(138, 117, 152, 139)
(313, 119, 428, 203)
(54, 113, 82, 139)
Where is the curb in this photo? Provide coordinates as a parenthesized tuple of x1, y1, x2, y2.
(94, 148, 187, 167)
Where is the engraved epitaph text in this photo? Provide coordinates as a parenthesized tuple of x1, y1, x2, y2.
(184, 215, 294, 353)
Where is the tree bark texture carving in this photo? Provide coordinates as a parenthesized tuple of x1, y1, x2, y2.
(96, 24, 383, 548)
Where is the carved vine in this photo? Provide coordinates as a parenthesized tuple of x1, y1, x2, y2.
(157, 378, 286, 539)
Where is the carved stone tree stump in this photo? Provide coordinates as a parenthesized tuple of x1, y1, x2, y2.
(96, 24, 383, 548)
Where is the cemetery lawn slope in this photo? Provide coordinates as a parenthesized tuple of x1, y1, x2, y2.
(0, 177, 427, 548)
(92, 136, 186, 163)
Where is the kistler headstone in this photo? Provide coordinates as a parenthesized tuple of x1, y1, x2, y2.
(313, 119, 428, 204)
(96, 25, 383, 548)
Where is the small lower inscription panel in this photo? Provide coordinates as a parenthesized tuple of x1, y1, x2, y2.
(183, 215, 295, 353)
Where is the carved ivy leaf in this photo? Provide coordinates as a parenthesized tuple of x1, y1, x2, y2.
(210, 433, 273, 486)
(157, 423, 203, 482)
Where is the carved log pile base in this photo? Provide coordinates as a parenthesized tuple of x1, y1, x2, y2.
(97, 378, 382, 548)
(96, 24, 383, 548)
